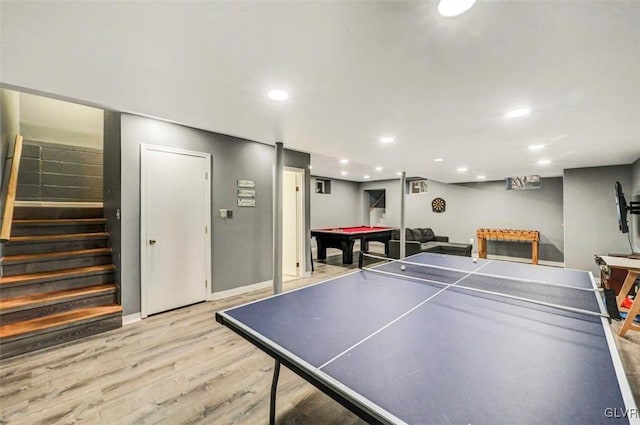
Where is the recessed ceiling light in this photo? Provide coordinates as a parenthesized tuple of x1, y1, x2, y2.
(396, 172, 402, 176)
(340, 159, 349, 164)
(434, 158, 444, 162)
(341, 171, 348, 176)
(379, 136, 395, 144)
(476, 175, 486, 180)
(438, 0, 477, 17)
(505, 107, 531, 118)
(456, 167, 468, 172)
(309, 165, 313, 169)
(375, 166, 383, 171)
(267, 89, 289, 101)
(537, 159, 551, 165)
(528, 144, 545, 150)
(364, 175, 370, 179)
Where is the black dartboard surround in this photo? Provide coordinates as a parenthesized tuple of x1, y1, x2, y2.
(432, 197, 446, 213)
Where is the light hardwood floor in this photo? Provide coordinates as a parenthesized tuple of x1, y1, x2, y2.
(1, 254, 638, 425)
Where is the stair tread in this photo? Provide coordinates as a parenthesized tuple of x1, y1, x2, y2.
(1, 248, 112, 264)
(0, 264, 115, 285)
(7, 232, 109, 244)
(0, 304, 122, 339)
(12, 218, 106, 226)
(0, 283, 117, 311)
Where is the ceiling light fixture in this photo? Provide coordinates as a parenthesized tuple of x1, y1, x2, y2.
(438, 0, 477, 17)
(267, 89, 289, 101)
(375, 166, 383, 171)
(456, 167, 468, 172)
(396, 172, 402, 176)
(476, 175, 486, 180)
(505, 107, 531, 118)
(364, 175, 370, 179)
(528, 144, 545, 150)
(537, 159, 551, 165)
(341, 171, 348, 176)
(434, 158, 444, 162)
(379, 136, 395, 144)
(309, 165, 313, 169)
(340, 159, 349, 164)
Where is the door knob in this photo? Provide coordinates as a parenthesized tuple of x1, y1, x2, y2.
(149, 239, 157, 245)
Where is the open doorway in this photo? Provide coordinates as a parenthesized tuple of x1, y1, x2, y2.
(283, 167, 305, 280)
(365, 189, 386, 226)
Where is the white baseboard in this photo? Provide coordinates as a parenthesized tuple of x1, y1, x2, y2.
(122, 313, 142, 325)
(474, 252, 565, 268)
(14, 201, 103, 208)
(212, 280, 273, 300)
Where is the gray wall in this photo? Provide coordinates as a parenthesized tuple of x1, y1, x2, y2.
(359, 178, 565, 262)
(564, 165, 632, 274)
(631, 157, 640, 253)
(0, 89, 20, 205)
(120, 114, 310, 315)
(310, 177, 362, 229)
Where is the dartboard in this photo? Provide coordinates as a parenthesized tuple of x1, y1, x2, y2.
(432, 197, 446, 213)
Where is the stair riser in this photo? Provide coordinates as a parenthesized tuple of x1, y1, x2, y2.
(0, 272, 115, 299)
(13, 207, 104, 220)
(11, 224, 105, 237)
(1, 293, 118, 325)
(1, 255, 113, 277)
(3, 239, 109, 256)
(0, 315, 121, 359)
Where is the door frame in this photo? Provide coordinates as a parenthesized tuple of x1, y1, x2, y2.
(283, 166, 306, 277)
(140, 144, 212, 318)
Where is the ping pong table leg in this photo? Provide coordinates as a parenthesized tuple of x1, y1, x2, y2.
(270, 360, 281, 425)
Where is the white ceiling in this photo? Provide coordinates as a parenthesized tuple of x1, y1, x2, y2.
(1, 1, 639, 183)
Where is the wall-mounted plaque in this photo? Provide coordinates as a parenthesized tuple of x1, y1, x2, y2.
(506, 175, 542, 190)
(237, 179, 256, 188)
(238, 198, 256, 207)
(237, 189, 256, 198)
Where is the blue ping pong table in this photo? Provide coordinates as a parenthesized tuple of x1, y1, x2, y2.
(215, 252, 639, 424)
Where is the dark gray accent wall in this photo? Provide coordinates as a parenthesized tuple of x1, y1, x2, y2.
(360, 178, 565, 263)
(631, 157, 640, 253)
(103, 111, 121, 303)
(16, 140, 103, 201)
(564, 165, 632, 274)
(120, 114, 310, 315)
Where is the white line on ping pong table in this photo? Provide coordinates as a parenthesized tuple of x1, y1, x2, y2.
(317, 260, 494, 370)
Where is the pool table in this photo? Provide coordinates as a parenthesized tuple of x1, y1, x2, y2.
(311, 226, 395, 264)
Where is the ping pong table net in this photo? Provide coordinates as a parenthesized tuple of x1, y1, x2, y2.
(359, 253, 606, 319)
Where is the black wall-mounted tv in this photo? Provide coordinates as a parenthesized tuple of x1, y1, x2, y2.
(615, 181, 629, 233)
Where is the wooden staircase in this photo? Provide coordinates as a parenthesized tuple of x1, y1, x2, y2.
(0, 206, 121, 359)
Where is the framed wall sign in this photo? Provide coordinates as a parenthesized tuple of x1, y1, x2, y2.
(237, 179, 256, 188)
(238, 198, 256, 207)
(237, 189, 256, 198)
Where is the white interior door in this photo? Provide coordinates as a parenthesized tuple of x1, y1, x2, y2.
(283, 170, 300, 277)
(142, 146, 210, 316)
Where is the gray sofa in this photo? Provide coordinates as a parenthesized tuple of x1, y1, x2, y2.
(389, 228, 472, 259)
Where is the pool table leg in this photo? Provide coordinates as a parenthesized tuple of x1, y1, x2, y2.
(341, 240, 356, 264)
(316, 238, 327, 260)
(361, 238, 369, 253)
